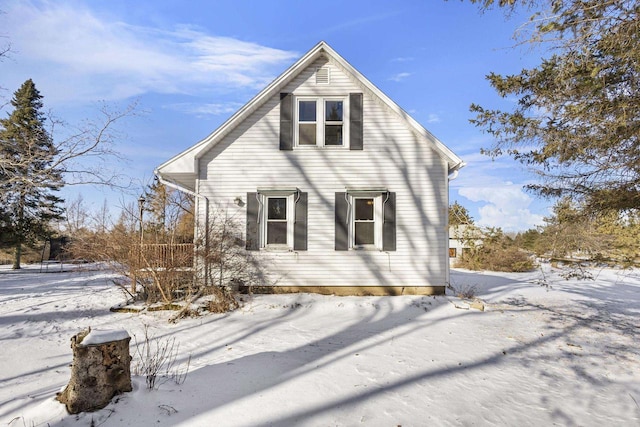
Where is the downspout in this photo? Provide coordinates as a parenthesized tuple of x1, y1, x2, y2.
(446, 162, 465, 289)
(156, 174, 210, 287)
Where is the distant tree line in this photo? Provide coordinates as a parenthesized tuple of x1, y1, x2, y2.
(453, 0, 640, 271)
(449, 200, 640, 272)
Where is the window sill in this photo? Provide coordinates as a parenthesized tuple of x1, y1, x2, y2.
(261, 245, 293, 252)
(350, 246, 381, 251)
(293, 145, 349, 150)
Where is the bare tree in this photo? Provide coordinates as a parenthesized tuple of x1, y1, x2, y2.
(0, 102, 137, 190)
(0, 9, 11, 95)
(51, 102, 138, 189)
(0, 82, 137, 268)
(143, 178, 194, 242)
(61, 195, 91, 235)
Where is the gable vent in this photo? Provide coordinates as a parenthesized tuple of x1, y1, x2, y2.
(316, 66, 330, 84)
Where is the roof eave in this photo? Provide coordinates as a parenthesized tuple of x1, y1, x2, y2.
(156, 42, 332, 176)
(318, 43, 464, 170)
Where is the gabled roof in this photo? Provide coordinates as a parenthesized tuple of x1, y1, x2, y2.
(155, 41, 464, 189)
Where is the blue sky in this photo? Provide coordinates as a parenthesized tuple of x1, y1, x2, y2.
(1, 0, 550, 231)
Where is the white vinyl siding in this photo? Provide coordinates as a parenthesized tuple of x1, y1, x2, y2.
(196, 57, 448, 288)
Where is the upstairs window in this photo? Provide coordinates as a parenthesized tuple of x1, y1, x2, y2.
(280, 93, 362, 151)
(324, 100, 344, 146)
(295, 97, 347, 148)
(298, 100, 317, 146)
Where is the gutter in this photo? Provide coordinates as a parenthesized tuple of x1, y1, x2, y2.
(445, 161, 465, 287)
(448, 161, 466, 180)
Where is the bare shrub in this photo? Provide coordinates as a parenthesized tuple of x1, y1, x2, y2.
(134, 243, 194, 304)
(455, 284, 478, 299)
(132, 324, 190, 390)
(559, 263, 595, 281)
(68, 192, 260, 318)
(197, 207, 261, 293)
(456, 227, 535, 272)
(67, 196, 195, 304)
(206, 285, 240, 313)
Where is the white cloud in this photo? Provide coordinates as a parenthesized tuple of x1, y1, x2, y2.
(452, 148, 537, 190)
(391, 56, 415, 62)
(2, 1, 298, 104)
(426, 113, 441, 123)
(458, 183, 544, 231)
(389, 72, 412, 82)
(164, 102, 243, 118)
(450, 146, 549, 231)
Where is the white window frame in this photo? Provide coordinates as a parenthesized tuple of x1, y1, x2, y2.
(348, 194, 383, 250)
(294, 96, 349, 148)
(260, 193, 295, 250)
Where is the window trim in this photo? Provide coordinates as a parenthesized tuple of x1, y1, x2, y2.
(347, 191, 387, 251)
(257, 190, 297, 250)
(294, 96, 349, 148)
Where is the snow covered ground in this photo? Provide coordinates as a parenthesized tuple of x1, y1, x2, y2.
(0, 263, 638, 426)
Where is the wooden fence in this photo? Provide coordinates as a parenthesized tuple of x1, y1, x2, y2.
(133, 243, 194, 269)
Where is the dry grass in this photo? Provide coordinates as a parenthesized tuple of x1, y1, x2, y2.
(450, 284, 478, 299)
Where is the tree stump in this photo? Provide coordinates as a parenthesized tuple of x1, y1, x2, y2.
(56, 328, 132, 414)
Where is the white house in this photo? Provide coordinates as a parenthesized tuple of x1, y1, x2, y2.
(155, 41, 464, 295)
(449, 224, 483, 265)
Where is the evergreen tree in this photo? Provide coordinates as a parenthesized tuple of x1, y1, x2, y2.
(144, 178, 168, 235)
(595, 210, 640, 265)
(0, 79, 64, 269)
(449, 201, 474, 225)
(143, 178, 194, 242)
(469, 0, 640, 213)
(514, 228, 541, 252)
(534, 198, 609, 260)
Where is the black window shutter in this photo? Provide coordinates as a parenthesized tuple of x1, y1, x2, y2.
(280, 93, 293, 150)
(383, 192, 396, 251)
(294, 192, 308, 251)
(349, 93, 363, 150)
(246, 192, 259, 250)
(335, 192, 349, 251)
